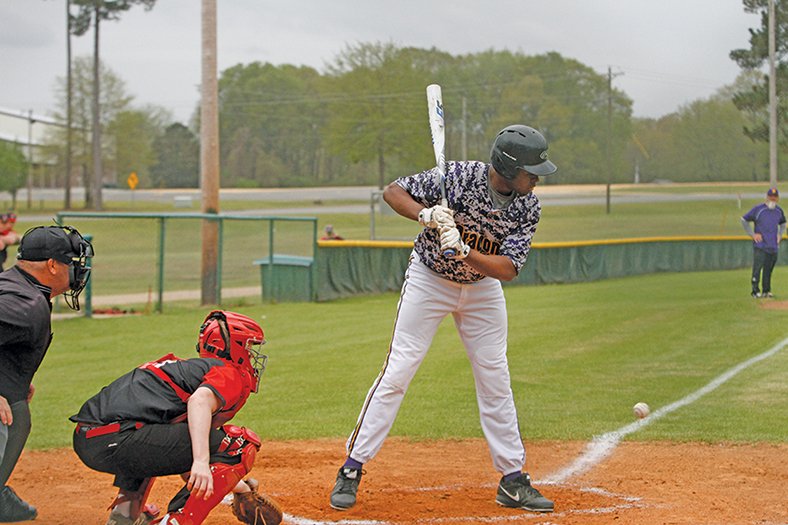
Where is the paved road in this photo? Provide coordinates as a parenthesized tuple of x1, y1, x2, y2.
(51, 285, 260, 319)
(9, 185, 763, 222)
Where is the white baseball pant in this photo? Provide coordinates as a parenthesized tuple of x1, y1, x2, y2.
(346, 252, 526, 474)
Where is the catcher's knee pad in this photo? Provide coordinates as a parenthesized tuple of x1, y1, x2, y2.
(218, 425, 261, 472)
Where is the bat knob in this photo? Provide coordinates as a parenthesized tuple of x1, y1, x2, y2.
(443, 249, 456, 257)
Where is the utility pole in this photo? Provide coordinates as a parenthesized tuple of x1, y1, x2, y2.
(606, 66, 612, 214)
(26, 110, 34, 209)
(768, 0, 778, 186)
(461, 95, 468, 160)
(65, 0, 73, 209)
(605, 66, 623, 214)
(90, 4, 103, 210)
(200, 0, 220, 305)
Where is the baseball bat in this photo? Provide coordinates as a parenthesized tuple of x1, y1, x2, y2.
(426, 83, 455, 257)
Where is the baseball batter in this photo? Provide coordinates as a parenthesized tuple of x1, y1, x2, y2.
(330, 125, 557, 513)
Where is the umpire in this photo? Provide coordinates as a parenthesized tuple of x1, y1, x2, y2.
(0, 225, 93, 521)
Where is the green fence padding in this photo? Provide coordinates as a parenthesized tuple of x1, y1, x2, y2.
(316, 238, 787, 301)
(316, 246, 412, 301)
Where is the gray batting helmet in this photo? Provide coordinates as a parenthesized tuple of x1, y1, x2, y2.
(490, 125, 557, 180)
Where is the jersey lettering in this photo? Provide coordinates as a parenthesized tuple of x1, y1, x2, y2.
(457, 224, 500, 256)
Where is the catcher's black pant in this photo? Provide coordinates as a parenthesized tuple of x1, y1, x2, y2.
(0, 400, 31, 487)
(73, 422, 241, 512)
(751, 248, 778, 294)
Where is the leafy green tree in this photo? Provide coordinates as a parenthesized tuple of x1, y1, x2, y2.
(69, 0, 157, 208)
(47, 56, 133, 204)
(107, 106, 169, 188)
(150, 123, 199, 188)
(729, 0, 788, 145)
(323, 42, 435, 188)
(218, 62, 324, 187)
(633, 90, 766, 183)
(0, 142, 28, 209)
(448, 51, 632, 183)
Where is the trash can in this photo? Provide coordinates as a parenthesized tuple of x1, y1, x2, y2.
(253, 255, 314, 302)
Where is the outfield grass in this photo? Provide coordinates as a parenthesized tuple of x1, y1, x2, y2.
(29, 266, 787, 449)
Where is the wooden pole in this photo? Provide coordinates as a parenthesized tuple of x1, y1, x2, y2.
(768, 0, 778, 186)
(200, 0, 220, 305)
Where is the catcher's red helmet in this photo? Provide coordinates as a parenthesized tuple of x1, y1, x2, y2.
(197, 310, 267, 392)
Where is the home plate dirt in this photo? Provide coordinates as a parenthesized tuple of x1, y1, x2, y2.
(9, 438, 787, 524)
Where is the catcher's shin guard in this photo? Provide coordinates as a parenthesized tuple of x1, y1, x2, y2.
(157, 428, 259, 525)
(155, 462, 249, 525)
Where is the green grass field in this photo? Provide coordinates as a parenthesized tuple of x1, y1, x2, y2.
(8, 183, 786, 450)
(30, 266, 787, 449)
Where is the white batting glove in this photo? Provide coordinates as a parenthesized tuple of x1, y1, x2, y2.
(418, 205, 455, 230)
(439, 226, 470, 260)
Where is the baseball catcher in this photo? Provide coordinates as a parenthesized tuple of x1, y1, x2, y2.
(70, 310, 282, 525)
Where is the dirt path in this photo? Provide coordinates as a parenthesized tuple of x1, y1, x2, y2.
(8, 438, 787, 525)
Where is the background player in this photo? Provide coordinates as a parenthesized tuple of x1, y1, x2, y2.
(329, 125, 557, 513)
(741, 187, 786, 298)
(71, 310, 270, 525)
(0, 212, 20, 272)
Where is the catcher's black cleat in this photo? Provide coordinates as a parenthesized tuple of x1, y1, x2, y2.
(329, 467, 363, 510)
(495, 472, 554, 513)
(0, 485, 37, 522)
(105, 508, 159, 525)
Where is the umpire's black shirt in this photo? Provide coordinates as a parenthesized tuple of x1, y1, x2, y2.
(0, 266, 53, 404)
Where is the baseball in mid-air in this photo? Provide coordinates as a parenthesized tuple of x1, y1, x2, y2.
(633, 402, 650, 419)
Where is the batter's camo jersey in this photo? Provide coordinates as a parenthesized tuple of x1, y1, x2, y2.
(395, 160, 541, 284)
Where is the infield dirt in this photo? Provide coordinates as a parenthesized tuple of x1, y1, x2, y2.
(11, 438, 787, 524)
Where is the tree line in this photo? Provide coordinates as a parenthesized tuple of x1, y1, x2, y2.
(2, 0, 785, 201)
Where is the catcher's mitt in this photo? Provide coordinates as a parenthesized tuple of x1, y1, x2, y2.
(231, 478, 283, 525)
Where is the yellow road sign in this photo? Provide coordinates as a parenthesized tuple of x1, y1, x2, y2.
(127, 172, 139, 190)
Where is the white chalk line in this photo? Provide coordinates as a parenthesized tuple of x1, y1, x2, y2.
(284, 515, 386, 525)
(541, 335, 788, 485)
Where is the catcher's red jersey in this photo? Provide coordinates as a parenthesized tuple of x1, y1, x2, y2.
(70, 354, 253, 425)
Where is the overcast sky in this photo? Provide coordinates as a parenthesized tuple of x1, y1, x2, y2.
(0, 0, 761, 123)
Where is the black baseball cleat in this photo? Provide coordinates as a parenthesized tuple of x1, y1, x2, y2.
(329, 467, 363, 510)
(495, 472, 554, 513)
(0, 485, 38, 522)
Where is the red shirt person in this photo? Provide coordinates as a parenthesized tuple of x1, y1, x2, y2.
(0, 212, 21, 272)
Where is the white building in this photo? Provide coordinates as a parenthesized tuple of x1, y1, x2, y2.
(0, 106, 64, 165)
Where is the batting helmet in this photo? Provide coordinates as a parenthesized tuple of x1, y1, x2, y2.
(490, 125, 557, 180)
(197, 310, 267, 392)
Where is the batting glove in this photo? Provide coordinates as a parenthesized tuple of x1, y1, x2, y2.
(418, 205, 455, 230)
(440, 226, 470, 260)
